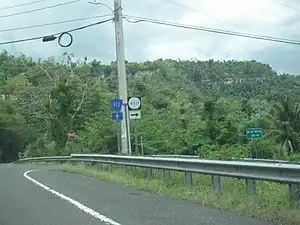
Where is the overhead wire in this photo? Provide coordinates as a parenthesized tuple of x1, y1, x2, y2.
(161, 0, 241, 29)
(0, 17, 113, 46)
(0, 14, 113, 33)
(0, 0, 48, 11)
(0, 9, 299, 47)
(123, 15, 300, 46)
(270, 0, 300, 11)
(0, 0, 82, 19)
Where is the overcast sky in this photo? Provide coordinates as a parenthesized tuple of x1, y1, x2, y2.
(0, 0, 299, 74)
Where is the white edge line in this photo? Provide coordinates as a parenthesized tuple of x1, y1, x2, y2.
(23, 170, 122, 225)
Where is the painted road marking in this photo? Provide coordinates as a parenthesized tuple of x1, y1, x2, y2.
(23, 170, 122, 225)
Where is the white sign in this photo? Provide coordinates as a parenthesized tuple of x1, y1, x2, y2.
(128, 97, 141, 110)
(129, 110, 141, 120)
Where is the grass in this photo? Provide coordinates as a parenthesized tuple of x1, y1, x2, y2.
(21, 162, 300, 225)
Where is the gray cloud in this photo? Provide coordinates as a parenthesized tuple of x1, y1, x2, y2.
(0, 0, 299, 74)
(250, 45, 300, 75)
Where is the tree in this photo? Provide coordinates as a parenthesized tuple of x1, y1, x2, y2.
(1, 51, 300, 162)
(268, 96, 300, 154)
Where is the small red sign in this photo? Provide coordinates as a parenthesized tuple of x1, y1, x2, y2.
(68, 129, 75, 140)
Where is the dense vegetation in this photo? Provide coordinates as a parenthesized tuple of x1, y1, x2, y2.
(1, 51, 300, 163)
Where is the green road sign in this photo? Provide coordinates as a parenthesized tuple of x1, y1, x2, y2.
(245, 128, 262, 139)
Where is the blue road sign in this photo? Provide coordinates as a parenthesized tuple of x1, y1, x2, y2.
(110, 98, 123, 111)
(112, 112, 123, 121)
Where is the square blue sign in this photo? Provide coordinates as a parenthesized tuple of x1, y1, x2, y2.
(112, 112, 123, 121)
(110, 98, 123, 111)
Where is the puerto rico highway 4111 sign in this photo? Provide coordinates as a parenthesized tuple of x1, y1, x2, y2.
(128, 96, 141, 120)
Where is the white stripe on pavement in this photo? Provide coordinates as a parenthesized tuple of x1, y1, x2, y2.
(23, 170, 122, 225)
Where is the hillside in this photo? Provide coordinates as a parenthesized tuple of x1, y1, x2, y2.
(1, 51, 300, 162)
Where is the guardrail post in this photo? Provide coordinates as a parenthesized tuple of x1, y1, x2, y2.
(104, 164, 109, 171)
(163, 170, 170, 183)
(185, 172, 192, 187)
(97, 164, 101, 171)
(212, 175, 220, 192)
(289, 184, 300, 208)
(146, 168, 152, 180)
(246, 179, 256, 195)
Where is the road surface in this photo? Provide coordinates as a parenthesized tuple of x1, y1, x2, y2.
(0, 164, 277, 225)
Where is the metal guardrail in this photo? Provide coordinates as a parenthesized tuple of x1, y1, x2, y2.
(152, 155, 200, 158)
(15, 154, 300, 208)
(153, 154, 300, 164)
(16, 156, 72, 163)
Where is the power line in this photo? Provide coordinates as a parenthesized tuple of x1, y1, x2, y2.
(0, 14, 113, 33)
(1, 12, 298, 47)
(0, 0, 82, 19)
(270, 0, 300, 11)
(123, 15, 300, 46)
(162, 0, 241, 29)
(0, 17, 113, 46)
(0, 0, 48, 11)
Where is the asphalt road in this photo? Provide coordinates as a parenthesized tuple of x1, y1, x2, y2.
(0, 164, 277, 225)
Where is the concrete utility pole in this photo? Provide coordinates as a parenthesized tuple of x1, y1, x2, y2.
(113, 0, 131, 155)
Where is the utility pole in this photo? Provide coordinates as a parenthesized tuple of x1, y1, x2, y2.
(113, 0, 131, 155)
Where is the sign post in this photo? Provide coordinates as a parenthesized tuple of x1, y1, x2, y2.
(128, 96, 141, 155)
(245, 127, 263, 158)
(67, 129, 76, 153)
(110, 98, 124, 154)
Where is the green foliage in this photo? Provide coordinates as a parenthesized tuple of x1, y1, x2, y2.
(1, 51, 300, 162)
